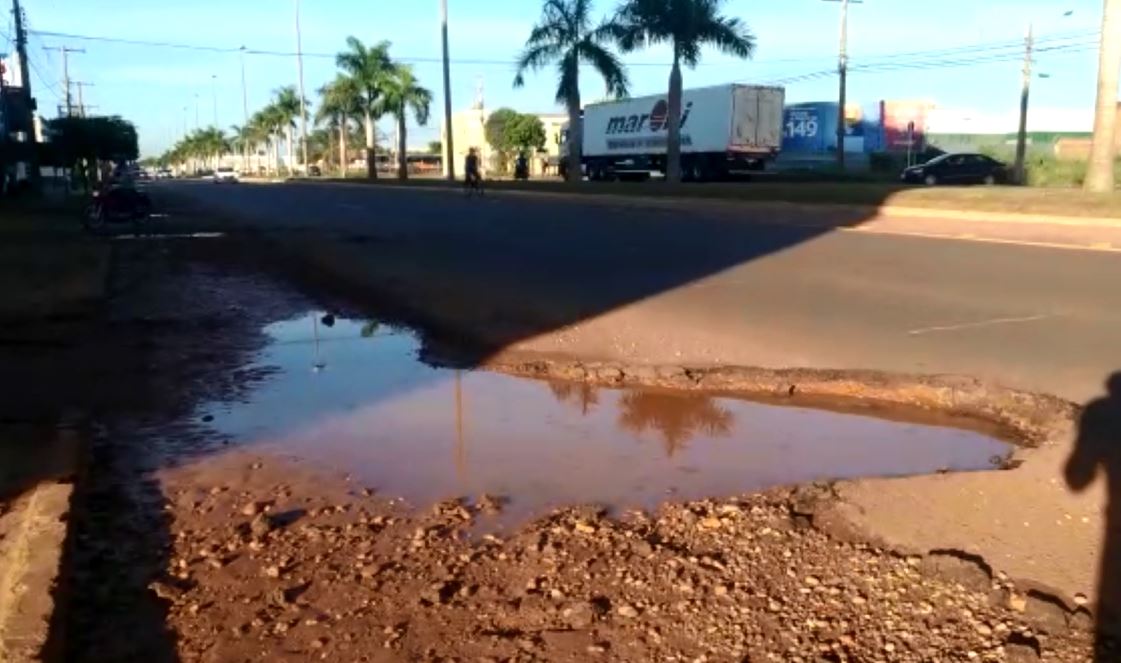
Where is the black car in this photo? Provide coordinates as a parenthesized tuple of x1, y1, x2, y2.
(901, 153, 1008, 186)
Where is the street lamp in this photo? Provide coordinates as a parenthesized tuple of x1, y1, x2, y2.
(240, 46, 250, 172)
(295, 0, 310, 171)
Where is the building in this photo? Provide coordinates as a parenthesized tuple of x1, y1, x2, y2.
(441, 106, 568, 178)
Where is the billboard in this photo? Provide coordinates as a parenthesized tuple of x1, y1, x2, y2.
(783, 102, 837, 153)
(880, 100, 932, 153)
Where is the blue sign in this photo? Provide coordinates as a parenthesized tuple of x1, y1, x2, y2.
(782, 102, 839, 153)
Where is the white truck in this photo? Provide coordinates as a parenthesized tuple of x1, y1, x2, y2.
(561, 83, 785, 181)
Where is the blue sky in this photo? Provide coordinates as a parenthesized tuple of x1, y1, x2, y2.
(5, 0, 1105, 156)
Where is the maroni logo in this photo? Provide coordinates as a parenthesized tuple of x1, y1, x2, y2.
(605, 100, 694, 135)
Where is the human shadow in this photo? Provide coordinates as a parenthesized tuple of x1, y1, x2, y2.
(1065, 372, 1121, 661)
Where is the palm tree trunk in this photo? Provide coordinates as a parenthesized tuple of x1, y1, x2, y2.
(286, 126, 295, 176)
(273, 135, 281, 175)
(566, 91, 582, 184)
(364, 110, 378, 180)
(397, 112, 408, 180)
(339, 120, 349, 179)
(1086, 0, 1120, 193)
(666, 55, 684, 184)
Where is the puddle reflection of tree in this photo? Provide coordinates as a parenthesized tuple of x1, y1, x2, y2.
(548, 383, 735, 457)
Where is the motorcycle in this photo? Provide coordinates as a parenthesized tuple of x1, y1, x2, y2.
(83, 185, 153, 232)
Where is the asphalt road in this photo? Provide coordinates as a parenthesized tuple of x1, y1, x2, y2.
(161, 180, 1121, 404)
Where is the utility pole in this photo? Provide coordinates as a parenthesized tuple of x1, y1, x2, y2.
(295, 0, 309, 171)
(240, 46, 251, 172)
(440, 0, 455, 180)
(1086, 0, 1121, 193)
(12, 0, 39, 185)
(823, 0, 859, 169)
(74, 81, 93, 117)
(43, 45, 83, 116)
(1013, 23, 1033, 185)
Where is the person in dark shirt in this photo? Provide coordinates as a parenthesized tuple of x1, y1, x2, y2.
(464, 148, 481, 192)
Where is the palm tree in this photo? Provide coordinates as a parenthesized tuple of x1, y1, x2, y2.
(273, 86, 305, 175)
(375, 65, 432, 179)
(318, 75, 363, 178)
(614, 0, 755, 183)
(514, 0, 629, 183)
(1085, 0, 1120, 193)
(249, 108, 278, 175)
(336, 37, 395, 179)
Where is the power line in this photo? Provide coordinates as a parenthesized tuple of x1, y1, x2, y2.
(762, 40, 1095, 86)
(28, 26, 1096, 72)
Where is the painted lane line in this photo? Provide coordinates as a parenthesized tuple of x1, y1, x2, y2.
(907, 313, 1055, 337)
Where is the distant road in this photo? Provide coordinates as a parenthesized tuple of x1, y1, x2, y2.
(161, 180, 1121, 404)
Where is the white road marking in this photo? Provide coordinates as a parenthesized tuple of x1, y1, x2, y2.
(111, 232, 226, 241)
(907, 313, 1055, 336)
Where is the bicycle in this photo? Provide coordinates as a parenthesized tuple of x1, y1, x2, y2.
(464, 172, 485, 198)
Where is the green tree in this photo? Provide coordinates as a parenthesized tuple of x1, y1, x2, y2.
(485, 107, 522, 172)
(375, 65, 432, 180)
(514, 0, 629, 183)
(44, 115, 139, 190)
(317, 75, 364, 178)
(613, 0, 755, 183)
(508, 114, 547, 152)
(427, 140, 443, 155)
(336, 37, 395, 179)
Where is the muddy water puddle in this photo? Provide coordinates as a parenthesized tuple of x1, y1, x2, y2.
(195, 314, 1012, 524)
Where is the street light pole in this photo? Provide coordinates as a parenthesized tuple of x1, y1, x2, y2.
(211, 74, 219, 127)
(240, 46, 250, 172)
(295, 0, 310, 171)
(440, 0, 456, 180)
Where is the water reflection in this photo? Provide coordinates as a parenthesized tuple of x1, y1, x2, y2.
(548, 381, 600, 416)
(195, 314, 1013, 525)
(618, 392, 734, 457)
(549, 383, 734, 457)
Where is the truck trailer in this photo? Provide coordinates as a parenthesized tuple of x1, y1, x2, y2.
(561, 83, 785, 181)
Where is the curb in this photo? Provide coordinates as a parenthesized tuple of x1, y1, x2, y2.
(286, 178, 1121, 229)
(0, 481, 73, 663)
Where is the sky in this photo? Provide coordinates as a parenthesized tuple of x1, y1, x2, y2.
(2, 0, 1106, 157)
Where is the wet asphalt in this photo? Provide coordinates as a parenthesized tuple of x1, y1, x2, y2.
(159, 180, 1121, 404)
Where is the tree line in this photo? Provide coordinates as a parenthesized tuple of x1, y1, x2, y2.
(159, 38, 432, 180)
(154, 0, 752, 183)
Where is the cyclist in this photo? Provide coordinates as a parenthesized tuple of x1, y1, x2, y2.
(464, 148, 482, 195)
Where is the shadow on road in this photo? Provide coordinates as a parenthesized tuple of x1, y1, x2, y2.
(156, 181, 889, 368)
(1066, 372, 1121, 661)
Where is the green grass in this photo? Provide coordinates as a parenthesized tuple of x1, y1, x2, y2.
(313, 176, 1121, 219)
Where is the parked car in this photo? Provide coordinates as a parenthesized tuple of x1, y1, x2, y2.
(901, 153, 1007, 186)
(307, 164, 322, 177)
(213, 166, 239, 183)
